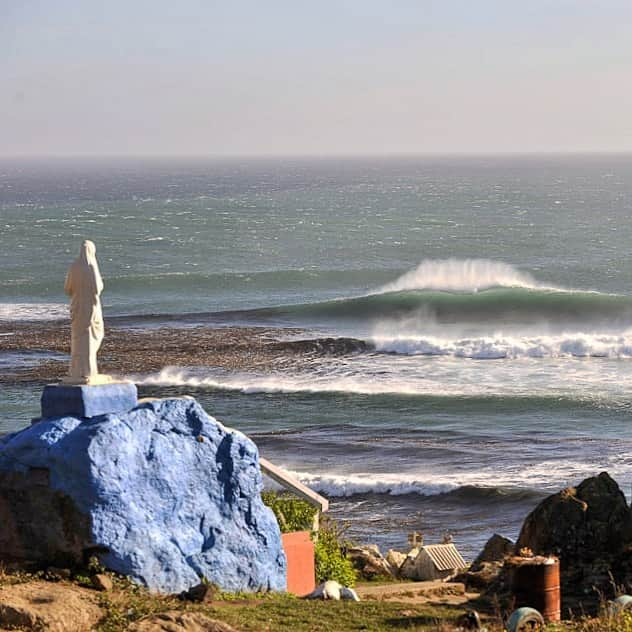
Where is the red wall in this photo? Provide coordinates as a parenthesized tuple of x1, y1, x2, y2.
(281, 531, 315, 596)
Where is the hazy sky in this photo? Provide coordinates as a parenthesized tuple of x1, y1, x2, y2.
(2, 1, 632, 156)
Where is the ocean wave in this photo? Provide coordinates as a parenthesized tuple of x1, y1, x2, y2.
(237, 286, 632, 328)
(282, 471, 456, 497)
(135, 361, 632, 401)
(206, 260, 629, 327)
(277, 459, 623, 500)
(136, 367, 430, 395)
(8, 259, 628, 330)
(378, 258, 544, 293)
(276, 469, 544, 501)
(372, 332, 632, 359)
(0, 303, 67, 322)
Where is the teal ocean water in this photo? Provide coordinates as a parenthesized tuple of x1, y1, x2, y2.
(2, 155, 632, 558)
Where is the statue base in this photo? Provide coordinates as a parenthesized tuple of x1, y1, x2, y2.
(41, 381, 138, 419)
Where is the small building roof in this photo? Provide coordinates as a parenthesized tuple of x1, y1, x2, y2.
(422, 543, 466, 571)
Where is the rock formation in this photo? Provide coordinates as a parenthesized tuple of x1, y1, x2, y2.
(516, 472, 632, 561)
(0, 397, 286, 594)
(487, 472, 632, 611)
(473, 534, 514, 567)
(347, 544, 398, 580)
(130, 612, 239, 632)
(0, 581, 102, 632)
(459, 534, 514, 590)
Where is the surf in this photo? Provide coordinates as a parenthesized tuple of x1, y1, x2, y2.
(202, 259, 632, 329)
(371, 331, 632, 359)
(377, 258, 545, 293)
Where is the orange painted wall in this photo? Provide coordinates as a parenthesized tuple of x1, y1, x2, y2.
(281, 530, 315, 596)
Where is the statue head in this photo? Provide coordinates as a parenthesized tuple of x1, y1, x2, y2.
(78, 240, 97, 265)
(68, 239, 103, 296)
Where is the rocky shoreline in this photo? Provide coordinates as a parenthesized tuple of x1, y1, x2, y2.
(0, 321, 371, 385)
(349, 472, 632, 615)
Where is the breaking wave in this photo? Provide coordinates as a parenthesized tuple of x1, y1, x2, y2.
(220, 260, 630, 327)
(278, 458, 624, 499)
(231, 286, 632, 328)
(276, 470, 545, 501)
(372, 332, 632, 359)
(378, 258, 543, 293)
(136, 367, 435, 396)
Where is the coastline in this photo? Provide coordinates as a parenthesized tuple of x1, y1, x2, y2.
(0, 322, 314, 384)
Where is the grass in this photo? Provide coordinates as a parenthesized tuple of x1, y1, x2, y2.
(3, 566, 632, 631)
(97, 586, 632, 632)
(98, 589, 469, 631)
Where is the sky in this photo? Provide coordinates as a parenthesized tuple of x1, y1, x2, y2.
(1, 0, 632, 156)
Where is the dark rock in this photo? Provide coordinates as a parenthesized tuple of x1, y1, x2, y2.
(472, 534, 514, 570)
(46, 567, 72, 581)
(456, 609, 482, 630)
(516, 472, 632, 561)
(457, 534, 514, 590)
(488, 472, 632, 612)
(0, 470, 92, 568)
(181, 582, 218, 603)
(458, 561, 504, 591)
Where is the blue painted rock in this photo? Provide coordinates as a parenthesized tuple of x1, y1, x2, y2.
(0, 398, 286, 594)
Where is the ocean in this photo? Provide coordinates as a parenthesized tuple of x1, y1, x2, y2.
(2, 155, 632, 560)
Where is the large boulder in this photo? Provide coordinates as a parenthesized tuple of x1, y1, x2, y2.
(0, 581, 102, 632)
(516, 472, 632, 561)
(0, 398, 286, 594)
(489, 472, 632, 611)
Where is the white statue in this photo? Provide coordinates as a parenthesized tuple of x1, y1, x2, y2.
(63, 240, 110, 384)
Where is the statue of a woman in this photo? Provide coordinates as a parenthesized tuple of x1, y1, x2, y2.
(63, 240, 106, 383)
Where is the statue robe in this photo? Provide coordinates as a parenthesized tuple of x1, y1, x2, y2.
(64, 243, 104, 380)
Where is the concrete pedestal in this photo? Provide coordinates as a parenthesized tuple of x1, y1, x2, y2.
(41, 382, 138, 419)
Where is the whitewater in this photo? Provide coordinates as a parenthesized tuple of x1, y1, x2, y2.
(134, 260, 632, 404)
(377, 258, 545, 293)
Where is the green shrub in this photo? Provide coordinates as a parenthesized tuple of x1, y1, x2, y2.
(314, 517, 357, 587)
(261, 491, 317, 533)
(262, 491, 357, 587)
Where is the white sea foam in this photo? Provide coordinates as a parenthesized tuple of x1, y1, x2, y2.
(379, 258, 549, 293)
(135, 352, 632, 407)
(274, 458, 627, 497)
(372, 332, 632, 359)
(136, 367, 430, 396)
(0, 303, 67, 322)
(282, 471, 457, 497)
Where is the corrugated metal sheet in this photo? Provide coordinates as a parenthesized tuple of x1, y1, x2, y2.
(422, 544, 466, 571)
